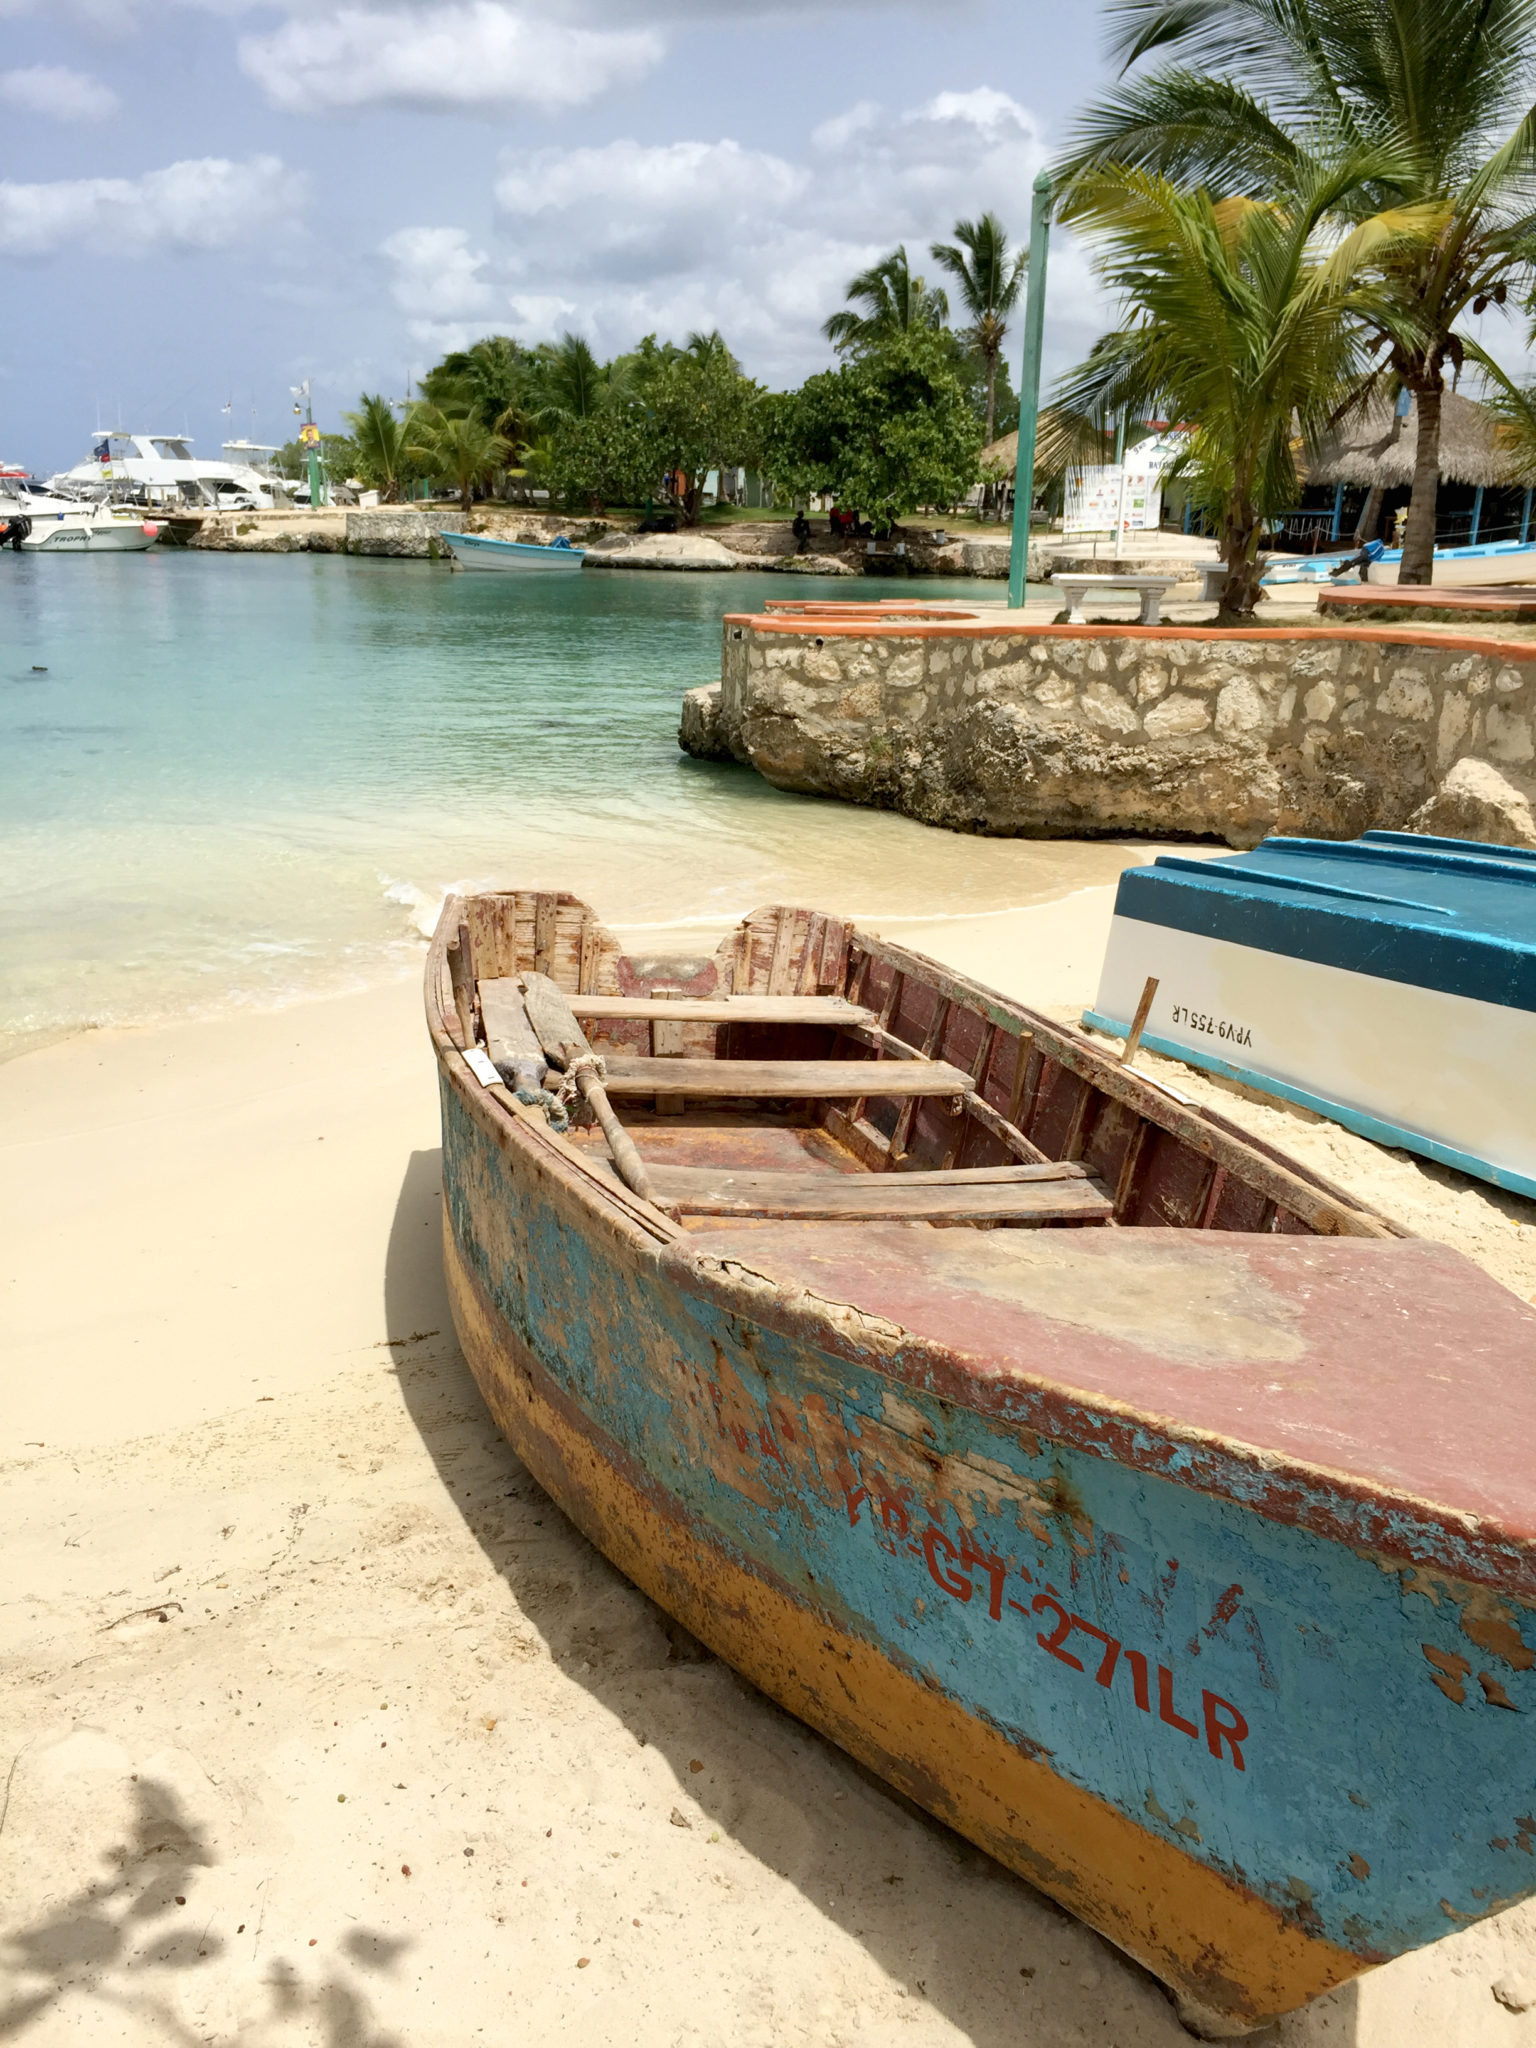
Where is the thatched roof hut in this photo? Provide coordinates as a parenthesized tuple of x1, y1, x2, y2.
(979, 429, 1019, 475)
(1302, 390, 1516, 489)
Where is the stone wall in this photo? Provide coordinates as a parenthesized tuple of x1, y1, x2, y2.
(345, 508, 459, 557)
(681, 618, 1536, 848)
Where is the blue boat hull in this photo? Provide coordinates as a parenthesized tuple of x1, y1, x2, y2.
(430, 890, 1536, 2034)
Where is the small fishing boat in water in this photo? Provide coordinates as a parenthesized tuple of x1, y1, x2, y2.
(428, 890, 1536, 2035)
(441, 530, 585, 571)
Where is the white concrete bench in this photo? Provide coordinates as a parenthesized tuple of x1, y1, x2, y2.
(1195, 563, 1230, 602)
(1049, 572, 1181, 625)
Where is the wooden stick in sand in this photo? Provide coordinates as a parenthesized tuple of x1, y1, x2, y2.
(519, 972, 659, 1208)
(1121, 975, 1160, 1068)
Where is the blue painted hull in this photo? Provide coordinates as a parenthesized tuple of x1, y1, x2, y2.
(431, 891, 1536, 2033)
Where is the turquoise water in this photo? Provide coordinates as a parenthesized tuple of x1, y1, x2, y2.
(0, 552, 1131, 1054)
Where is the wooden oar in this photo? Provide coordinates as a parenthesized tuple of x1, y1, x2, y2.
(519, 972, 659, 1208)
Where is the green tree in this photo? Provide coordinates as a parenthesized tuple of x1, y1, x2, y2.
(929, 212, 1027, 446)
(765, 328, 982, 530)
(1055, 154, 1422, 619)
(403, 405, 512, 516)
(528, 333, 622, 424)
(342, 393, 411, 502)
(630, 331, 765, 522)
(420, 336, 536, 447)
(823, 248, 950, 354)
(1060, 0, 1536, 583)
(546, 405, 665, 510)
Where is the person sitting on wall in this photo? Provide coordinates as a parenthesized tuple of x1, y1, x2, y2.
(792, 509, 811, 547)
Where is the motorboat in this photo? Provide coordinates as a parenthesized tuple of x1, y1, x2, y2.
(441, 530, 585, 571)
(16, 501, 159, 552)
(49, 433, 292, 513)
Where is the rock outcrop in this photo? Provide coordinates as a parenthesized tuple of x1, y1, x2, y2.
(345, 509, 457, 558)
(584, 533, 745, 572)
(687, 617, 1536, 848)
(1407, 756, 1536, 848)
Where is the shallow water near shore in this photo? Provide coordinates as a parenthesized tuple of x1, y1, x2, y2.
(1, 550, 1139, 1057)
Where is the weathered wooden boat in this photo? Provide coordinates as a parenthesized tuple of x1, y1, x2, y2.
(427, 889, 1536, 2036)
(1087, 830, 1536, 1201)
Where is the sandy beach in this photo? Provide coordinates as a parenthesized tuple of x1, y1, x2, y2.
(5, 886, 1536, 2047)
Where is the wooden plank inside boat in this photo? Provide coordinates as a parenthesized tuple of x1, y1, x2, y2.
(600, 1056, 971, 1098)
(626, 1160, 1113, 1222)
(570, 993, 874, 1025)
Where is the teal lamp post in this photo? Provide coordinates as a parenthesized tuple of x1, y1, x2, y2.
(1008, 169, 1053, 610)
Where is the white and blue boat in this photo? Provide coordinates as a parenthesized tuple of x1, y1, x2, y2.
(1085, 832, 1536, 1199)
(441, 530, 585, 572)
(1263, 537, 1536, 589)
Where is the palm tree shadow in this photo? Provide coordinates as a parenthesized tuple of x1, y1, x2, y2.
(0, 1777, 405, 2047)
(384, 1149, 1333, 2048)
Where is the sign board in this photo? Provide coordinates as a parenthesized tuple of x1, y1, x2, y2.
(1063, 435, 1182, 539)
(299, 423, 321, 447)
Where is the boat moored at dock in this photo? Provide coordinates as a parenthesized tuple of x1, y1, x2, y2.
(441, 530, 585, 571)
(428, 889, 1536, 2035)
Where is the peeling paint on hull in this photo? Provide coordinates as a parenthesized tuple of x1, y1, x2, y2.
(435, 1069, 1536, 2032)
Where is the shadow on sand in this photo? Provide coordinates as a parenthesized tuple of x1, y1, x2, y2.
(384, 1146, 1361, 2048)
(0, 1778, 405, 2048)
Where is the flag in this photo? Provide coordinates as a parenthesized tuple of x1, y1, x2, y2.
(93, 438, 110, 462)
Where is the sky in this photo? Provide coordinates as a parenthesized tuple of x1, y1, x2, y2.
(0, 0, 1135, 472)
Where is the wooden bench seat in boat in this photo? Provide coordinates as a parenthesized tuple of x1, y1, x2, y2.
(624, 1159, 1113, 1224)
(570, 994, 875, 1026)
(599, 1056, 972, 1099)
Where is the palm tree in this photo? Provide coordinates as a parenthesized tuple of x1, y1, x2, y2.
(823, 248, 949, 353)
(1059, 0, 1536, 583)
(929, 213, 1027, 446)
(342, 393, 410, 503)
(530, 333, 614, 424)
(1055, 152, 1423, 620)
(421, 336, 534, 445)
(404, 406, 512, 516)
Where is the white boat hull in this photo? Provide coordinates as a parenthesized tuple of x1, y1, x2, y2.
(441, 531, 585, 572)
(1366, 541, 1536, 587)
(21, 512, 157, 553)
(1087, 915, 1536, 1198)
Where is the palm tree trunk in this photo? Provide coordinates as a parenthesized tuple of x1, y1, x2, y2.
(984, 350, 997, 447)
(1398, 384, 1442, 585)
(1216, 509, 1264, 623)
(1351, 484, 1383, 547)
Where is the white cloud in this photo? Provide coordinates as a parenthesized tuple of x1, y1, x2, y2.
(0, 65, 118, 120)
(396, 87, 1109, 384)
(0, 155, 304, 257)
(239, 1, 661, 114)
(381, 224, 498, 346)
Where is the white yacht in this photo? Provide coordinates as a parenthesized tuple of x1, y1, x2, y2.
(0, 465, 158, 552)
(49, 432, 294, 511)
